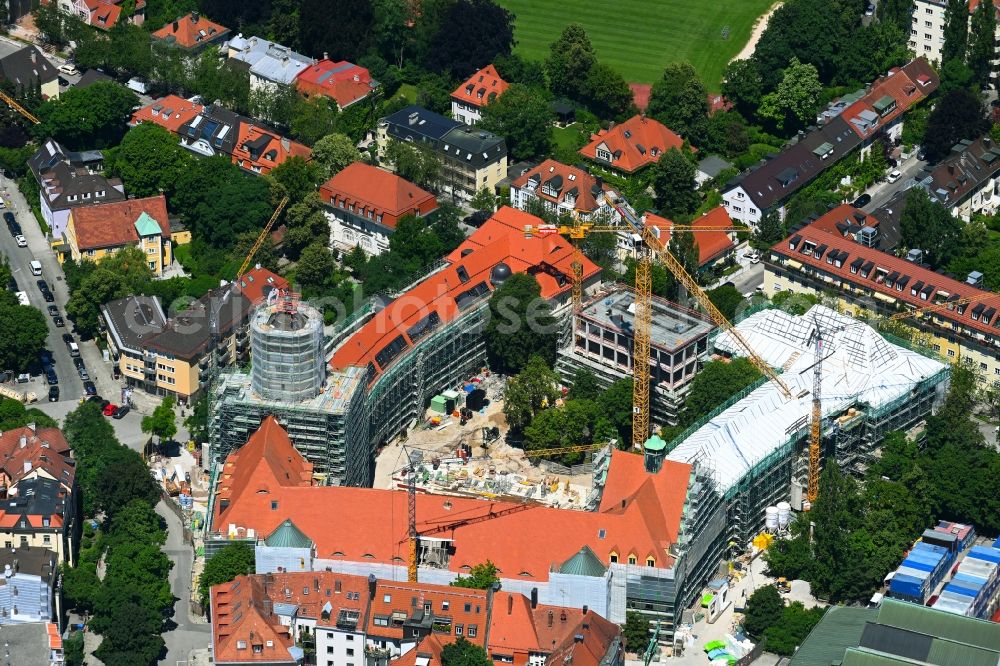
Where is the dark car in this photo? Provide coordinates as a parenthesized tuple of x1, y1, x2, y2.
(6, 277, 17, 292)
(42, 290, 54, 303)
(45, 368, 57, 385)
(48, 385, 59, 402)
(83, 380, 96, 396)
(463, 210, 491, 228)
(62, 333, 74, 345)
(2, 212, 13, 226)
(77, 366, 88, 380)
(112, 404, 130, 419)
(39, 350, 53, 367)
(36, 280, 49, 292)
(73, 357, 85, 370)
(46, 305, 59, 317)
(852, 193, 872, 208)
(112, 365, 121, 380)
(53, 315, 65, 328)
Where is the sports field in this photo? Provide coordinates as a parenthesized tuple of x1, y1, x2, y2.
(497, 0, 776, 90)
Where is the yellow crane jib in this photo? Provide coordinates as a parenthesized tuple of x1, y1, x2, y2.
(236, 195, 290, 279)
(0, 89, 39, 125)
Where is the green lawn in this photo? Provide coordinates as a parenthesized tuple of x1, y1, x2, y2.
(497, 0, 776, 89)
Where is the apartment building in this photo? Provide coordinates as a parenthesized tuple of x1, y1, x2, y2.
(64, 195, 173, 275)
(925, 135, 1000, 221)
(319, 162, 438, 255)
(223, 34, 314, 94)
(130, 95, 205, 132)
(450, 64, 509, 125)
(27, 139, 125, 240)
(0, 547, 59, 626)
(100, 268, 289, 400)
(616, 208, 736, 273)
(510, 159, 620, 222)
(764, 204, 1000, 385)
(723, 59, 938, 228)
(378, 105, 507, 202)
(42, 0, 145, 30)
(909, 0, 1000, 72)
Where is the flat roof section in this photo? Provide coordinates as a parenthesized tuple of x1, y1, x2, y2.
(215, 365, 365, 414)
(578, 288, 714, 352)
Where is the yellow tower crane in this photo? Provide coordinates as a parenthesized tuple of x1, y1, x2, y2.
(236, 196, 290, 279)
(0, 89, 40, 125)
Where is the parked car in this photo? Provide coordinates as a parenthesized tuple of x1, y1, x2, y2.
(887, 169, 902, 183)
(77, 366, 88, 380)
(102, 403, 118, 417)
(48, 386, 59, 402)
(47, 305, 59, 317)
(112, 365, 121, 380)
(865, 3, 875, 15)
(62, 333, 74, 345)
(42, 291, 54, 303)
(45, 368, 57, 385)
(39, 350, 53, 367)
(57, 63, 78, 76)
(35, 280, 48, 292)
(16, 373, 29, 383)
(83, 381, 96, 396)
(14, 235, 26, 248)
(853, 193, 872, 208)
(73, 357, 84, 370)
(2, 212, 13, 227)
(53, 316, 65, 328)
(113, 405, 130, 419)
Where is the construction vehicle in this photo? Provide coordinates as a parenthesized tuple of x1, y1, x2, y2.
(235, 195, 290, 279)
(775, 577, 791, 593)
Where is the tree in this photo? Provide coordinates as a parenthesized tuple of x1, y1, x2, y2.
(0, 296, 48, 372)
(105, 123, 194, 197)
(0, 399, 57, 431)
(706, 285, 744, 321)
(107, 23, 154, 77)
(494, 53, 547, 89)
(667, 227, 700, 294)
(501, 356, 561, 435)
(762, 603, 825, 655)
(92, 599, 165, 666)
(290, 97, 340, 146)
(523, 399, 601, 461)
(441, 637, 492, 666)
(650, 148, 698, 218)
(703, 111, 750, 158)
(584, 63, 635, 120)
(646, 62, 709, 144)
(969, 0, 997, 89)
(568, 368, 602, 401)
(271, 156, 323, 203)
(470, 187, 498, 213)
(33, 3, 73, 47)
(32, 82, 138, 150)
(312, 133, 361, 178)
(941, 0, 969, 65)
(172, 157, 273, 249)
(622, 611, 650, 653)
(485, 274, 558, 374)
(109, 499, 166, 548)
(721, 59, 764, 119)
(679, 359, 760, 425)
(189, 47, 250, 113)
(899, 188, 965, 269)
(371, 0, 411, 66)
(150, 37, 190, 92)
(299, 0, 373, 63)
(141, 395, 177, 444)
(296, 243, 337, 293)
(878, 0, 914, 31)
(478, 83, 554, 161)
(754, 211, 785, 246)
(450, 560, 499, 589)
(597, 378, 634, 448)
(546, 24, 597, 100)
(743, 584, 784, 638)
(385, 140, 440, 191)
(198, 542, 255, 607)
(423, 0, 514, 77)
(97, 451, 161, 518)
(757, 58, 822, 132)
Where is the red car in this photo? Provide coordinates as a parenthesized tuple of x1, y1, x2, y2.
(102, 403, 118, 417)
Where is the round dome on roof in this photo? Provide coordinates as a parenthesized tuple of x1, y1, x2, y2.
(490, 262, 512, 284)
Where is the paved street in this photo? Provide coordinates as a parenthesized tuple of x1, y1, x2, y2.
(158, 500, 210, 665)
(861, 152, 928, 214)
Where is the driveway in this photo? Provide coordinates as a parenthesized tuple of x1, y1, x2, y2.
(0, 174, 83, 401)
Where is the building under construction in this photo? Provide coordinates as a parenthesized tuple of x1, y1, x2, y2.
(208, 297, 370, 485)
(557, 286, 715, 425)
(667, 305, 949, 545)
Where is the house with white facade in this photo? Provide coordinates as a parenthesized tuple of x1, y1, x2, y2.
(510, 159, 620, 223)
(925, 135, 1000, 221)
(224, 34, 315, 94)
(450, 64, 509, 125)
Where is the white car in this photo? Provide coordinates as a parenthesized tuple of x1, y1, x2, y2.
(14, 235, 26, 248)
(887, 169, 902, 183)
(57, 63, 78, 76)
(0, 197, 5, 208)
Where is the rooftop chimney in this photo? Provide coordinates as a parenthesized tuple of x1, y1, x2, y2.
(191, 10, 199, 22)
(530, 588, 538, 609)
(507, 594, 513, 615)
(172, 20, 179, 31)
(547, 610, 553, 627)
(368, 574, 376, 599)
(582, 605, 588, 615)
(323, 52, 329, 60)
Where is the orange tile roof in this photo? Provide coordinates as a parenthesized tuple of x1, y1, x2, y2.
(451, 65, 509, 109)
(839, 59, 938, 141)
(212, 575, 297, 664)
(773, 204, 1000, 338)
(70, 194, 169, 251)
(330, 206, 600, 380)
(0, 426, 74, 490)
(232, 122, 311, 176)
(152, 12, 229, 49)
(392, 635, 449, 666)
(707, 93, 732, 116)
(511, 159, 615, 216)
(234, 267, 289, 306)
(319, 162, 438, 229)
(579, 115, 687, 174)
(368, 581, 489, 643)
(295, 60, 375, 108)
(130, 95, 205, 133)
(644, 206, 735, 267)
(212, 418, 692, 582)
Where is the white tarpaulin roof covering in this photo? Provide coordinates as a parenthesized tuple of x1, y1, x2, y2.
(667, 305, 945, 492)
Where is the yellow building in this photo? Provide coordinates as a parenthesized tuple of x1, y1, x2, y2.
(765, 204, 1000, 386)
(65, 194, 173, 276)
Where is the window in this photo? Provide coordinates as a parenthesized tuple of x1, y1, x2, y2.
(464, 603, 471, 612)
(327, 647, 334, 654)
(994, 368, 999, 375)
(347, 649, 355, 656)
(924, 45, 932, 51)
(346, 635, 354, 641)
(948, 349, 955, 357)
(609, 553, 618, 563)
(253, 644, 263, 654)
(628, 555, 637, 565)
(468, 625, 478, 638)
(271, 501, 278, 510)
(981, 363, 988, 371)
(456, 625, 464, 636)
(43, 535, 50, 544)
(237, 640, 247, 650)
(925, 7, 931, 12)
(646, 557, 655, 567)
(924, 33, 932, 39)
(442, 601, 450, 611)
(384, 594, 392, 603)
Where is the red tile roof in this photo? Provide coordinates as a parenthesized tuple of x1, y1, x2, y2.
(644, 206, 736, 267)
(211, 575, 297, 664)
(629, 84, 651, 112)
(329, 207, 600, 380)
(70, 194, 169, 251)
(392, 635, 449, 666)
(511, 159, 615, 216)
(368, 581, 489, 643)
(232, 122, 311, 176)
(579, 115, 688, 174)
(839, 60, 938, 141)
(130, 95, 205, 133)
(451, 65, 509, 109)
(0, 426, 74, 490)
(295, 60, 375, 108)
(707, 94, 732, 116)
(152, 12, 229, 49)
(234, 267, 289, 305)
(319, 162, 438, 229)
(212, 418, 692, 582)
(772, 204, 1000, 337)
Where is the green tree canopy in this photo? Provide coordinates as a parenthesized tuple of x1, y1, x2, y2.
(546, 23, 597, 100)
(198, 542, 255, 607)
(106, 123, 195, 198)
(0, 292, 48, 372)
(311, 133, 362, 179)
(758, 58, 822, 132)
(584, 63, 635, 120)
(270, 155, 323, 203)
(622, 611, 650, 653)
(941, 0, 970, 65)
(744, 584, 784, 638)
(923, 88, 990, 162)
(763, 603, 826, 655)
(502, 356, 561, 435)
(441, 637, 493, 666)
(450, 560, 500, 589)
(899, 188, 965, 269)
(568, 368, 602, 401)
(646, 62, 709, 145)
(385, 140, 440, 191)
(650, 148, 699, 218)
(706, 284, 745, 321)
(679, 358, 761, 425)
(33, 81, 138, 150)
(721, 59, 764, 119)
(484, 273, 558, 374)
(141, 395, 177, 443)
(478, 83, 554, 161)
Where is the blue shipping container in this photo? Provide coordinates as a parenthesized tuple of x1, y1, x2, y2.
(907, 551, 944, 571)
(897, 566, 931, 582)
(944, 583, 978, 599)
(993, 536, 1000, 550)
(953, 573, 987, 589)
(902, 558, 935, 573)
(968, 547, 1000, 564)
(890, 578, 925, 599)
